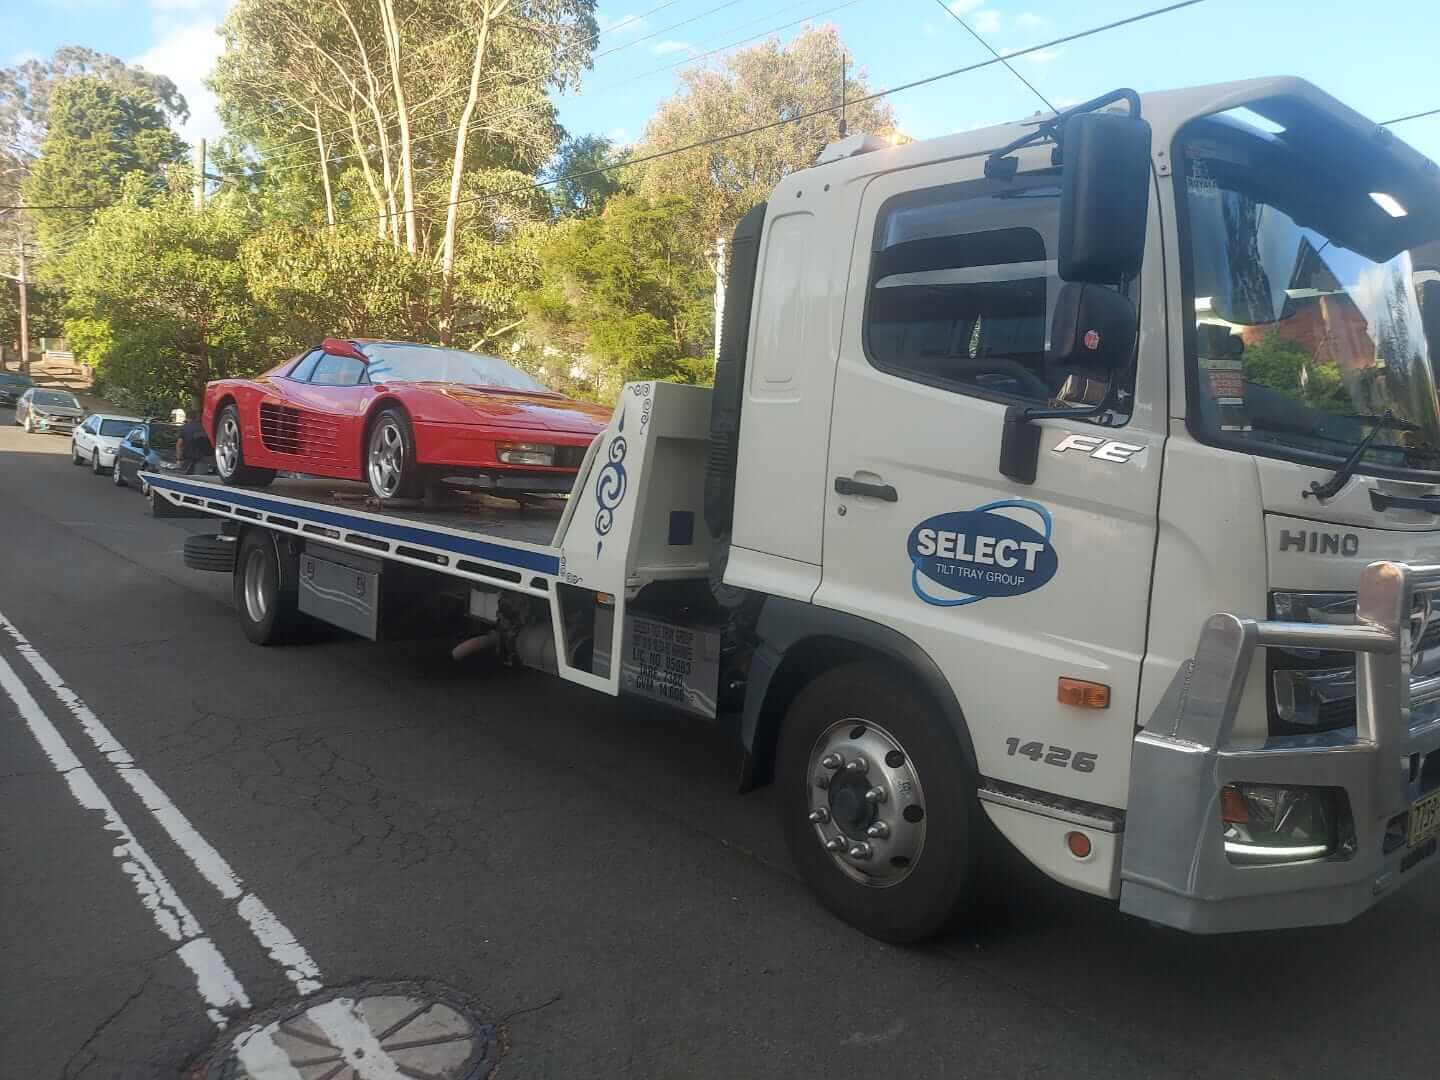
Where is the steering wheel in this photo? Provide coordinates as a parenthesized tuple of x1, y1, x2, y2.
(963, 359, 1052, 400)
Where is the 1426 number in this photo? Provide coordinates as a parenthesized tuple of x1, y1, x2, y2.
(1005, 738, 1096, 773)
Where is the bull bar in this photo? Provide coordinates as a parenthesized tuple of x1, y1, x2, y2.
(1121, 560, 1440, 932)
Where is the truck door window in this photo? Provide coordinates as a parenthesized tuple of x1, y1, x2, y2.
(863, 179, 1133, 413)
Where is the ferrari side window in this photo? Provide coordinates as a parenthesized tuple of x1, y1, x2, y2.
(310, 355, 366, 387)
(289, 350, 323, 382)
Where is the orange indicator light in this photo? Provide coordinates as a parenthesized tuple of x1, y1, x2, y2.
(1058, 678, 1110, 709)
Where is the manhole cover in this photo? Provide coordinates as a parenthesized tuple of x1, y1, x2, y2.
(198, 982, 498, 1080)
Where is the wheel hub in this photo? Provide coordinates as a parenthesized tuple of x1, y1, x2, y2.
(808, 719, 926, 887)
(217, 415, 239, 477)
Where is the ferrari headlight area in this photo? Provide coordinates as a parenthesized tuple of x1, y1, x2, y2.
(1220, 783, 1353, 865)
(1268, 591, 1358, 734)
(496, 442, 556, 467)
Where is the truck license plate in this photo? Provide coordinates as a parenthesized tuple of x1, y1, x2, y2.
(1410, 790, 1440, 848)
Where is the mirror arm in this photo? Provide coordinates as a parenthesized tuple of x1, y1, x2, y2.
(999, 396, 1114, 486)
(985, 87, 1142, 177)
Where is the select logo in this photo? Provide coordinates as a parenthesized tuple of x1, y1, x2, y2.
(907, 500, 1058, 607)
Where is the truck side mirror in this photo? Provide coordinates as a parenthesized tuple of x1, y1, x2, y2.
(1058, 112, 1153, 284)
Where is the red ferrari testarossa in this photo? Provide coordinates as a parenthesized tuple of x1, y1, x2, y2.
(203, 338, 610, 502)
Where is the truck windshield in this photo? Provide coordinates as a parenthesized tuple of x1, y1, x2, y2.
(1182, 122, 1440, 476)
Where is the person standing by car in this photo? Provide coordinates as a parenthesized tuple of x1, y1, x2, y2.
(174, 408, 211, 475)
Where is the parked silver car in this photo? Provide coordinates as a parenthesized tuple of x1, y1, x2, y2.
(15, 388, 84, 434)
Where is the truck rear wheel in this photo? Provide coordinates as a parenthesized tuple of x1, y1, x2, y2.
(777, 662, 980, 943)
(233, 529, 304, 645)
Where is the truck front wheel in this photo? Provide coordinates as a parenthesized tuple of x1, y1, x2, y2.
(777, 662, 980, 943)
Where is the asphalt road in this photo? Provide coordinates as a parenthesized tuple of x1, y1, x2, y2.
(2, 406, 1439, 1079)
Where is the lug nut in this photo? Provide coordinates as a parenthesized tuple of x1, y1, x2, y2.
(847, 842, 873, 860)
(864, 786, 888, 805)
(821, 752, 845, 770)
(866, 821, 890, 839)
(824, 836, 847, 852)
(808, 808, 831, 824)
(844, 755, 869, 775)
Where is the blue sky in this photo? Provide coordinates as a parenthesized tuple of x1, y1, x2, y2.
(5, 0, 1439, 165)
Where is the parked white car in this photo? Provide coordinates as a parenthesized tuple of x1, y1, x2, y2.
(71, 413, 144, 475)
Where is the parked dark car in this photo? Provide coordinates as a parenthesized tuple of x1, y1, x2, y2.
(111, 421, 183, 495)
(15, 387, 83, 433)
(0, 370, 33, 406)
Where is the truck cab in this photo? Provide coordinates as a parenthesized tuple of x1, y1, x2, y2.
(712, 76, 1440, 935)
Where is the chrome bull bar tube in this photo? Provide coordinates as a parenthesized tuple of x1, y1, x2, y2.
(1121, 560, 1440, 933)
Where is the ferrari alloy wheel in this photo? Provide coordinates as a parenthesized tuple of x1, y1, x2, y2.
(366, 408, 422, 502)
(215, 408, 241, 479)
(215, 404, 276, 488)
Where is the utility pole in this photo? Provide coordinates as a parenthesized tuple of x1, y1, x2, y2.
(17, 242, 29, 376)
(708, 236, 726, 362)
(193, 138, 206, 210)
(838, 49, 848, 138)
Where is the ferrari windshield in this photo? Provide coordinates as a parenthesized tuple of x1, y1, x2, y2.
(361, 344, 548, 393)
(1183, 118, 1440, 476)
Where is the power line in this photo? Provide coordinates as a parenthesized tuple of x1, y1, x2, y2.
(931, 0, 1055, 114)
(328, 0, 1211, 232)
(1383, 107, 1440, 126)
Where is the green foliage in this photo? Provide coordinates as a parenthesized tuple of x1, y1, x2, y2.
(524, 194, 713, 398)
(549, 134, 626, 217)
(1245, 331, 1350, 410)
(49, 188, 260, 410)
(0, 278, 64, 355)
(23, 76, 186, 244)
(243, 226, 438, 344)
(636, 25, 895, 244)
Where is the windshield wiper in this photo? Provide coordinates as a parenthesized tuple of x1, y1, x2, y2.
(1336, 412, 1423, 431)
(1303, 410, 1395, 501)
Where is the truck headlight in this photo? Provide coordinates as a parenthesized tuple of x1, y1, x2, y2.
(1220, 783, 1351, 865)
(496, 442, 556, 467)
(1268, 591, 1357, 734)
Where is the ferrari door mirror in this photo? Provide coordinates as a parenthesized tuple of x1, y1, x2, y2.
(321, 337, 367, 362)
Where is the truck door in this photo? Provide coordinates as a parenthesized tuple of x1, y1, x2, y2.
(815, 163, 1167, 809)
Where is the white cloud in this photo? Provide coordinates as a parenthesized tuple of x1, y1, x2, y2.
(606, 127, 632, 146)
(947, 0, 985, 12)
(651, 40, 693, 56)
(133, 8, 230, 148)
(973, 9, 1002, 33)
(1016, 12, 1048, 30)
(1023, 48, 1063, 64)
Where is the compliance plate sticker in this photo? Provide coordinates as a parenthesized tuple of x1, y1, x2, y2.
(620, 614, 720, 718)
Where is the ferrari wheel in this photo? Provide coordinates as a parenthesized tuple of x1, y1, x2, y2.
(367, 408, 422, 502)
(215, 404, 275, 488)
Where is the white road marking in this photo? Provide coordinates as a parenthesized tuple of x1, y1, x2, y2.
(0, 609, 325, 996)
(0, 609, 412, 1075)
(0, 651, 249, 1028)
(232, 1023, 308, 1080)
(305, 999, 409, 1080)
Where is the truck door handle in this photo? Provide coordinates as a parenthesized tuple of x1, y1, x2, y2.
(834, 476, 898, 502)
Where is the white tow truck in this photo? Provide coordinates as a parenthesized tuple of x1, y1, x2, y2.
(152, 76, 1440, 942)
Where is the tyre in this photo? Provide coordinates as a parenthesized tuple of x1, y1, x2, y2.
(366, 407, 423, 502)
(233, 529, 304, 645)
(776, 662, 980, 943)
(91, 449, 104, 475)
(215, 404, 276, 488)
(184, 533, 238, 573)
(112, 458, 126, 487)
(72, 442, 82, 465)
